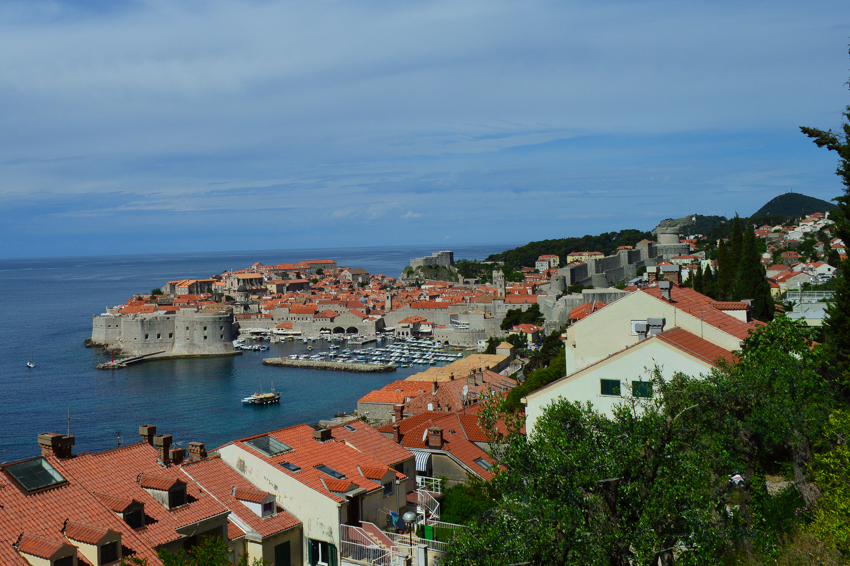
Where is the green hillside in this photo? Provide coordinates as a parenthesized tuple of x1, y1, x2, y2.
(485, 229, 651, 269)
(753, 192, 836, 218)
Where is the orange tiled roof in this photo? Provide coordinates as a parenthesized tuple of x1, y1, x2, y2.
(655, 327, 736, 366)
(64, 521, 109, 544)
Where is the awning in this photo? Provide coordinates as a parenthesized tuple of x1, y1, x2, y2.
(414, 451, 431, 472)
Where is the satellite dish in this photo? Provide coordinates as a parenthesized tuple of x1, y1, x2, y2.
(462, 385, 469, 397)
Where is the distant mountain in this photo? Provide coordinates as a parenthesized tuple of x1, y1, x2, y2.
(753, 192, 836, 218)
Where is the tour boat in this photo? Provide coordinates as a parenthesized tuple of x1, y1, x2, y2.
(242, 379, 280, 405)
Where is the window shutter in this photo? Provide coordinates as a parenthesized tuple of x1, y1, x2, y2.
(308, 539, 315, 565)
(328, 544, 338, 566)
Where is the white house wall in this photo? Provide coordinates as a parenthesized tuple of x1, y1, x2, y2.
(565, 291, 742, 374)
(526, 340, 713, 436)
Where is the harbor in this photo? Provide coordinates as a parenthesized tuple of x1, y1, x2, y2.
(262, 357, 396, 372)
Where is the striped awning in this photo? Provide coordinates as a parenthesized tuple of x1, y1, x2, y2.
(414, 451, 431, 472)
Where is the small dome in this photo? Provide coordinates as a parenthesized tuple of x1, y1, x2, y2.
(236, 284, 247, 293)
(359, 297, 367, 304)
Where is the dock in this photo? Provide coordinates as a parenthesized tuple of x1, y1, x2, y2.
(262, 357, 396, 373)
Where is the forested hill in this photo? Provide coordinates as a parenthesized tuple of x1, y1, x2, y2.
(486, 229, 651, 269)
(753, 192, 836, 217)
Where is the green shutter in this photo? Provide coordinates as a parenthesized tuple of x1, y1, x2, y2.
(307, 539, 314, 565)
(328, 543, 337, 566)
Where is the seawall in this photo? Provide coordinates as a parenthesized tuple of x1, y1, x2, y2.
(262, 358, 396, 373)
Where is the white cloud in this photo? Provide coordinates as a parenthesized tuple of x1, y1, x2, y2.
(401, 211, 421, 218)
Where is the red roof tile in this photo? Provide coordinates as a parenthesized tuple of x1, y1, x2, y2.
(64, 521, 109, 545)
(15, 534, 66, 559)
(138, 474, 180, 491)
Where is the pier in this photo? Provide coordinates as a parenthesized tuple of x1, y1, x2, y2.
(262, 357, 396, 373)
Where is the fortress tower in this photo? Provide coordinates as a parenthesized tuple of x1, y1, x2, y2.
(493, 269, 506, 298)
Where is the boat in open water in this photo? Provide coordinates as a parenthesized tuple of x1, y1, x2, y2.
(242, 379, 281, 405)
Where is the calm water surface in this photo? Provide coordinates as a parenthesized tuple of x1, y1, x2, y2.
(0, 244, 512, 463)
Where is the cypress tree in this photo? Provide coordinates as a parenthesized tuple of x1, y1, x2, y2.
(704, 263, 718, 299)
(716, 240, 733, 300)
(802, 82, 850, 379)
(693, 262, 705, 295)
(730, 215, 743, 272)
(734, 224, 774, 321)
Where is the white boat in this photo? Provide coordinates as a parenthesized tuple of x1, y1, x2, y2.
(26, 361, 35, 368)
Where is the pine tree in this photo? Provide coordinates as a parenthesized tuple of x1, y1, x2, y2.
(801, 80, 850, 379)
(716, 240, 733, 300)
(734, 224, 774, 321)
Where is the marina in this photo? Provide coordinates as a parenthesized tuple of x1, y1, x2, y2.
(0, 243, 507, 464)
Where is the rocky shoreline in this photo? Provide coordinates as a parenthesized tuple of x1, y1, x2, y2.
(262, 357, 396, 373)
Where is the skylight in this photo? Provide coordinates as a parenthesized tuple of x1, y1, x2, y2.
(316, 464, 346, 479)
(474, 457, 492, 471)
(245, 436, 293, 457)
(4, 457, 67, 492)
(280, 462, 302, 473)
(343, 424, 357, 432)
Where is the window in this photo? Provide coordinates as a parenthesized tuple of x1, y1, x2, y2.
(383, 482, 393, 496)
(632, 381, 653, 398)
(308, 539, 337, 566)
(316, 464, 346, 480)
(280, 462, 301, 473)
(600, 379, 621, 396)
(245, 436, 292, 457)
(144, 334, 149, 340)
(343, 424, 357, 432)
(263, 501, 274, 516)
(474, 457, 492, 471)
(124, 508, 144, 529)
(156, 333, 161, 339)
(55, 557, 74, 566)
(169, 486, 186, 508)
(168, 333, 173, 338)
(100, 541, 119, 564)
(4, 457, 66, 492)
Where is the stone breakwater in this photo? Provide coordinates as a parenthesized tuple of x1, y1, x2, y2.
(262, 358, 396, 373)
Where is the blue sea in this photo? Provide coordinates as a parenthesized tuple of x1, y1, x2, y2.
(0, 244, 512, 464)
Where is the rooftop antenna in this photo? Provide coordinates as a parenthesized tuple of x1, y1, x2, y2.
(116, 430, 122, 448)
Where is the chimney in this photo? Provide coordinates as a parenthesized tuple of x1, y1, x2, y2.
(170, 448, 186, 465)
(38, 433, 75, 459)
(658, 280, 672, 301)
(475, 368, 483, 384)
(392, 424, 402, 444)
(188, 442, 207, 461)
(427, 427, 443, 449)
(313, 428, 332, 442)
(139, 425, 157, 445)
(153, 434, 172, 465)
(393, 404, 404, 423)
(432, 380, 438, 395)
(467, 371, 475, 386)
(449, 372, 454, 381)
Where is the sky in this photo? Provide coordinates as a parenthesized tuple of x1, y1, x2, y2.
(1, 0, 849, 259)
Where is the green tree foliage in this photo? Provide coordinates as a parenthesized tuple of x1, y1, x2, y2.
(502, 348, 565, 412)
(801, 88, 850, 382)
(716, 240, 734, 300)
(150, 288, 163, 296)
(500, 304, 544, 330)
(734, 224, 774, 321)
(730, 215, 743, 270)
(692, 262, 705, 295)
(484, 336, 499, 354)
(440, 479, 496, 525)
(703, 263, 718, 299)
(487, 229, 651, 270)
(808, 409, 850, 553)
(665, 317, 831, 555)
(121, 536, 269, 566)
(446, 374, 722, 566)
